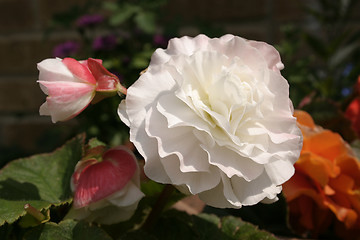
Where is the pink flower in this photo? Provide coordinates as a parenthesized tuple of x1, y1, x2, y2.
(67, 146, 144, 224)
(37, 57, 125, 123)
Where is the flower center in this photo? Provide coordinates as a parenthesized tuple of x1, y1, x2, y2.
(178, 51, 259, 138)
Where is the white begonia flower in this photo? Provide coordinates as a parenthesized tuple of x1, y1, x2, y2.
(118, 34, 303, 208)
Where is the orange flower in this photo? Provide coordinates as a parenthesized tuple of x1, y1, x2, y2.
(283, 110, 360, 239)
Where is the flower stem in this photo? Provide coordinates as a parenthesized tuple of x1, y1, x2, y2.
(24, 204, 46, 222)
(117, 83, 127, 95)
(142, 184, 175, 231)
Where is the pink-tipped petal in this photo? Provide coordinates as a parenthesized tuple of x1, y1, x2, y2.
(73, 146, 137, 208)
(87, 58, 122, 92)
(62, 58, 97, 84)
(38, 58, 79, 83)
(71, 159, 99, 191)
(38, 81, 95, 123)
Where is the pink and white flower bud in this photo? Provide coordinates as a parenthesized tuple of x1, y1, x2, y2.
(37, 57, 124, 123)
(66, 146, 144, 224)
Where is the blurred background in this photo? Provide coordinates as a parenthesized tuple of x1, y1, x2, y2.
(1, 0, 360, 168)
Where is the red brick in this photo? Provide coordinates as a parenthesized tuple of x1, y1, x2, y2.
(0, 77, 44, 113)
(224, 23, 269, 41)
(274, 0, 308, 22)
(0, 36, 78, 75)
(0, 0, 36, 32)
(0, 116, 77, 152)
(38, 0, 90, 28)
(349, 2, 360, 20)
(163, 0, 268, 22)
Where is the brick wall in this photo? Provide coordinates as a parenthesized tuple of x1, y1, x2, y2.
(0, 0, 359, 164)
(164, 0, 305, 43)
(0, 0, 87, 164)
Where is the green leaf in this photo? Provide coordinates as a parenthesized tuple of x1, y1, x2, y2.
(119, 229, 158, 240)
(0, 134, 85, 226)
(102, 2, 119, 11)
(221, 216, 277, 240)
(134, 11, 156, 34)
(109, 4, 139, 26)
(87, 138, 106, 149)
(150, 210, 198, 240)
(23, 219, 112, 240)
(304, 33, 328, 58)
(130, 44, 154, 69)
(329, 42, 359, 68)
(147, 210, 277, 240)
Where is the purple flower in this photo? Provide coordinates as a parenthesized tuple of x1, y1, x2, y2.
(92, 35, 117, 51)
(153, 34, 168, 47)
(53, 41, 80, 58)
(76, 14, 104, 28)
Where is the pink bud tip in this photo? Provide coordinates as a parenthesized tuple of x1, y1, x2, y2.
(62, 58, 96, 84)
(87, 58, 125, 93)
(72, 146, 137, 208)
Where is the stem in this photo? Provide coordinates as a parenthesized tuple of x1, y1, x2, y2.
(24, 204, 46, 222)
(142, 184, 175, 231)
(117, 83, 127, 96)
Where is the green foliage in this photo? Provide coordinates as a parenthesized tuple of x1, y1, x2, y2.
(46, 1, 173, 147)
(119, 229, 158, 240)
(140, 210, 277, 240)
(23, 219, 112, 240)
(4, 0, 360, 239)
(0, 134, 85, 226)
(302, 98, 356, 142)
(279, 0, 360, 102)
(221, 216, 277, 240)
(0, 131, 280, 240)
(277, 0, 360, 142)
(86, 137, 106, 149)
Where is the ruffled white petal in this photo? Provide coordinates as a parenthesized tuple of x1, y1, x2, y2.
(118, 34, 303, 209)
(146, 106, 210, 173)
(118, 100, 130, 126)
(248, 40, 284, 71)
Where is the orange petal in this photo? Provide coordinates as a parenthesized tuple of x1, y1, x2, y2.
(283, 171, 325, 207)
(296, 153, 340, 186)
(330, 174, 355, 194)
(298, 196, 316, 230)
(324, 195, 358, 228)
(324, 185, 336, 196)
(336, 155, 360, 185)
(294, 110, 316, 129)
(304, 130, 348, 162)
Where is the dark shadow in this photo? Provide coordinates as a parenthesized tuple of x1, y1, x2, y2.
(148, 209, 232, 240)
(58, 135, 85, 201)
(0, 178, 41, 201)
